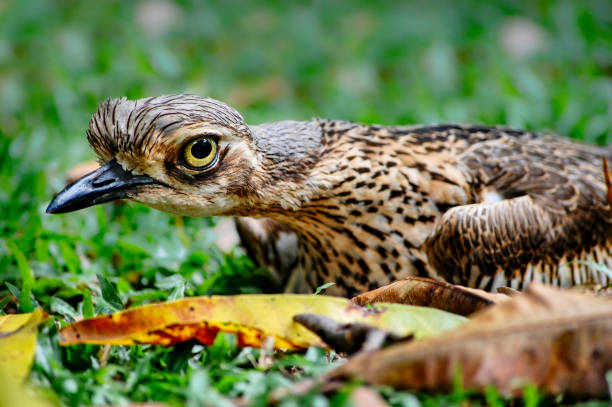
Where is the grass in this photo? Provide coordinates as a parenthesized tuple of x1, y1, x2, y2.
(0, 0, 611, 405)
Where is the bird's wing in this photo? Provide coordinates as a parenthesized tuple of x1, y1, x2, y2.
(424, 133, 612, 290)
(459, 132, 612, 214)
(423, 195, 611, 290)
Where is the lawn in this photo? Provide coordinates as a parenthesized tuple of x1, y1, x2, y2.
(1, 0, 611, 405)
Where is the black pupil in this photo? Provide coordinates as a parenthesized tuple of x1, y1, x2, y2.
(191, 139, 212, 160)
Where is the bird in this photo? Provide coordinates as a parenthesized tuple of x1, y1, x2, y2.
(46, 94, 612, 297)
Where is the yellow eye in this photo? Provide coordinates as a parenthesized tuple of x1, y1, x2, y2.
(182, 136, 218, 169)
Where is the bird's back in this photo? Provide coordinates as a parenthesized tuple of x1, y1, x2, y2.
(244, 121, 612, 295)
(47, 94, 611, 296)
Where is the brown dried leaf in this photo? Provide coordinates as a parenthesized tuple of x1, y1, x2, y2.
(351, 277, 509, 316)
(330, 284, 612, 397)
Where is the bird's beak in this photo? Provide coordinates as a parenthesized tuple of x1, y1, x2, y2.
(46, 160, 159, 214)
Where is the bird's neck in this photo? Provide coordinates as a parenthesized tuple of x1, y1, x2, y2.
(250, 120, 324, 164)
(237, 120, 337, 213)
(226, 120, 472, 294)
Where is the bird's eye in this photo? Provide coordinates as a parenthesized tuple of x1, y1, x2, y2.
(182, 136, 218, 169)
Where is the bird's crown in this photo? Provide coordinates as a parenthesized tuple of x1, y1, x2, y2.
(87, 94, 250, 163)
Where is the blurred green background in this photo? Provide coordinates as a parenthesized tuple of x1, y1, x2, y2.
(0, 0, 611, 405)
(3, 0, 612, 292)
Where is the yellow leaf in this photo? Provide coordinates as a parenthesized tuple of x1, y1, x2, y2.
(60, 294, 465, 350)
(0, 309, 49, 384)
(0, 370, 57, 407)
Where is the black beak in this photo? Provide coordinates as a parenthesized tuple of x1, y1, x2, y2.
(46, 160, 159, 214)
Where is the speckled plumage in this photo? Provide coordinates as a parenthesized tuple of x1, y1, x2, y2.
(84, 94, 612, 296)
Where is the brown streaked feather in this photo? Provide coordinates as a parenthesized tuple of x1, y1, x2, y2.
(418, 130, 612, 291)
(423, 195, 612, 290)
(271, 123, 612, 295)
(80, 95, 612, 297)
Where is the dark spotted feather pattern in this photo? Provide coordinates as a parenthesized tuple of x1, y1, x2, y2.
(80, 95, 612, 296)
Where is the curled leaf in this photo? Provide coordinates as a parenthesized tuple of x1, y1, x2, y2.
(60, 294, 465, 350)
(330, 284, 612, 397)
(352, 277, 508, 316)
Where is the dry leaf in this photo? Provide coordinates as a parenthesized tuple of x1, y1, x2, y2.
(352, 277, 509, 316)
(0, 309, 49, 383)
(59, 294, 465, 350)
(329, 284, 612, 397)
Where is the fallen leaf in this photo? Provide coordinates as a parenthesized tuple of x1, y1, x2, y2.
(0, 369, 57, 407)
(0, 309, 49, 383)
(329, 284, 612, 397)
(352, 277, 509, 316)
(59, 294, 465, 350)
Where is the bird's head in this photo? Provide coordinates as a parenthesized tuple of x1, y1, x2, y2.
(46, 94, 325, 217)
